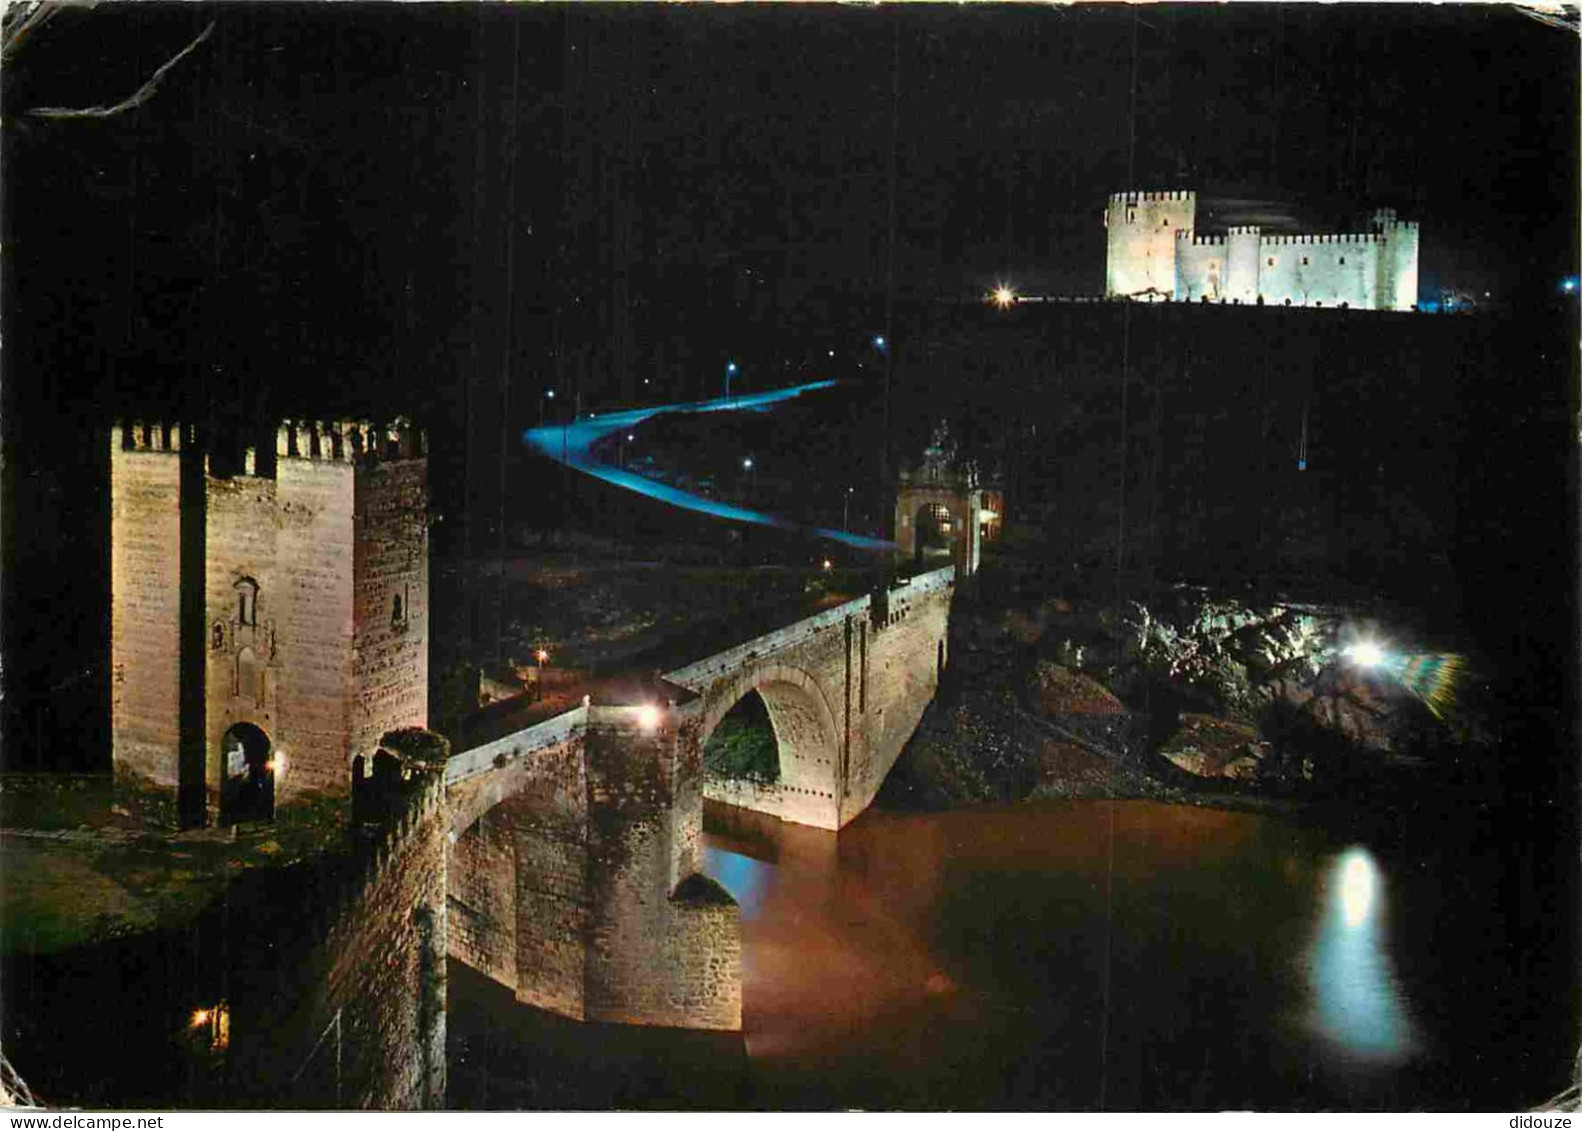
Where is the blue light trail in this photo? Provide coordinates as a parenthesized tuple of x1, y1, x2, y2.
(523, 380, 896, 551)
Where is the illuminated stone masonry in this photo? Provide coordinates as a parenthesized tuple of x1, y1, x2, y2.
(109, 418, 429, 827)
(1104, 190, 1420, 311)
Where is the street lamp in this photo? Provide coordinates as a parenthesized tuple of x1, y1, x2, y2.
(873, 335, 886, 350)
(990, 284, 1018, 309)
(725, 360, 739, 402)
(842, 485, 854, 531)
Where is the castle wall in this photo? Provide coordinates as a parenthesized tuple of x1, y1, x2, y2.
(109, 428, 184, 793)
(1174, 235, 1227, 302)
(1382, 221, 1421, 311)
(1104, 191, 1196, 299)
(227, 768, 448, 1109)
(1225, 228, 1262, 303)
(1256, 233, 1383, 309)
(270, 450, 357, 799)
(352, 450, 429, 759)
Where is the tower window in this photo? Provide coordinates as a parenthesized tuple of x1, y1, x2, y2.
(392, 593, 404, 627)
(1301, 256, 1310, 266)
(1162, 218, 1170, 227)
(1267, 257, 1276, 267)
(235, 578, 259, 626)
(1339, 256, 1346, 265)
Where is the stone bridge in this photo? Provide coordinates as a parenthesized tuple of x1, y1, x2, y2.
(440, 566, 955, 1033)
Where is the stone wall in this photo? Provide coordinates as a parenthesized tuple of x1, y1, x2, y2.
(445, 705, 740, 1032)
(352, 455, 429, 759)
(895, 486, 981, 578)
(270, 455, 357, 798)
(1104, 190, 1197, 298)
(109, 428, 184, 793)
(226, 768, 447, 1109)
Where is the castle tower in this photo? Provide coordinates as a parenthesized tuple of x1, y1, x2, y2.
(111, 418, 429, 827)
(1224, 226, 1263, 304)
(1104, 191, 1197, 300)
(1371, 207, 1421, 311)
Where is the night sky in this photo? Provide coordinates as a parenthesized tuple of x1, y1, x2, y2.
(3, 3, 1576, 420)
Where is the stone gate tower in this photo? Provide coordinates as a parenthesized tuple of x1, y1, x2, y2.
(894, 421, 985, 580)
(110, 419, 428, 828)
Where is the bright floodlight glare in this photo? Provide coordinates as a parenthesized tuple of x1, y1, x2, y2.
(636, 704, 662, 731)
(821, 558, 832, 570)
(546, 389, 556, 399)
(535, 648, 549, 663)
(1339, 849, 1377, 929)
(991, 284, 1017, 309)
(727, 361, 738, 373)
(873, 335, 886, 348)
(1346, 641, 1386, 668)
(626, 434, 635, 442)
(743, 457, 754, 469)
(191, 1009, 211, 1028)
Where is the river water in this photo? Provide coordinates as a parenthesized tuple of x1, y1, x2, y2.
(695, 799, 1577, 1110)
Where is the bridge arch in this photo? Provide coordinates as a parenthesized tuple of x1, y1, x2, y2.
(699, 661, 842, 828)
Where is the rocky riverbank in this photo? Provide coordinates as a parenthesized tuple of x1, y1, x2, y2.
(880, 544, 1496, 817)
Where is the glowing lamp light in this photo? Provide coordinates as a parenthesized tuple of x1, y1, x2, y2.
(626, 433, 635, 442)
(821, 559, 833, 570)
(742, 457, 754, 470)
(1345, 641, 1386, 669)
(636, 704, 662, 732)
(1339, 849, 1377, 929)
(990, 284, 1018, 309)
(873, 335, 886, 349)
(546, 389, 556, 399)
(535, 648, 549, 664)
(1563, 277, 1579, 295)
(191, 1009, 211, 1028)
(726, 361, 739, 374)
(979, 510, 999, 521)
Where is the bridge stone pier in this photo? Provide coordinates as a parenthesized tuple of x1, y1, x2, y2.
(440, 564, 954, 1033)
(666, 566, 955, 831)
(444, 687, 740, 1032)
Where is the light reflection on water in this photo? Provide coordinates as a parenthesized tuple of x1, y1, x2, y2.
(1306, 846, 1416, 1063)
(702, 844, 772, 920)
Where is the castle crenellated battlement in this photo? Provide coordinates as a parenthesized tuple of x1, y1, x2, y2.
(1110, 190, 1195, 204)
(113, 420, 185, 454)
(1226, 226, 1262, 236)
(1178, 231, 1227, 246)
(1260, 232, 1382, 246)
(111, 418, 428, 466)
(275, 418, 427, 465)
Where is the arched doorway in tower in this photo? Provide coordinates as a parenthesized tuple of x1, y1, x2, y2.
(704, 690, 780, 785)
(220, 721, 274, 824)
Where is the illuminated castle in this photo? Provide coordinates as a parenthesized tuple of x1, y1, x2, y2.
(1104, 190, 1420, 311)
